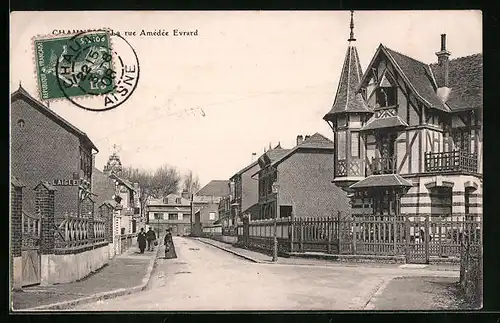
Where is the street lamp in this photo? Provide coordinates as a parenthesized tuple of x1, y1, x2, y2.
(271, 181, 279, 262)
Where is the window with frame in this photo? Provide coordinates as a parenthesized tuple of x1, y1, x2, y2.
(351, 132, 360, 158)
(209, 212, 216, 220)
(337, 115, 347, 128)
(168, 213, 178, 220)
(375, 87, 397, 107)
(153, 213, 163, 220)
(337, 131, 346, 160)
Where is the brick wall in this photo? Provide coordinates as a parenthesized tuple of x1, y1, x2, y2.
(11, 97, 82, 219)
(277, 150, 350, 218)
(11, 184, 23, 258)
(36, 182, 56, 255)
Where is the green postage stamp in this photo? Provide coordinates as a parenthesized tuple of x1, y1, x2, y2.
(33, 31, 116, 101)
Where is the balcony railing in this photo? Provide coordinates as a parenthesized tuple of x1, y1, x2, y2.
(425, 150, 478, 173)
(368, 157, 397, 175)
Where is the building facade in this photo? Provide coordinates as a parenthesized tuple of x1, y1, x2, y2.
(11, 85, 98, 219)
(324, 13, 482, 223)
(147, 194, 191, 236)
(229, 160, 260, 224)
(254, 134, 351, 220)
(192, 180, 230, 236)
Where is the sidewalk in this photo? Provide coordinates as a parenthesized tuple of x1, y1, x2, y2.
(11, 244, 161, 311)
(194, 237, 460, 272)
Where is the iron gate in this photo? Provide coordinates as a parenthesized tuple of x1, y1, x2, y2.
(21, 210, 41, 287)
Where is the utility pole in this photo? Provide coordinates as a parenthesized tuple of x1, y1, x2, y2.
(190, 193, 194, 236)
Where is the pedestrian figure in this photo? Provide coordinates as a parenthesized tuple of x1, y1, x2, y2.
(146, 227, 157, 251)
(137, 228, 147, 254)
(164, 228, 177, 259)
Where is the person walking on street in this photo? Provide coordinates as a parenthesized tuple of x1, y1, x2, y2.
(146, 227, 157, 251)
(137, 228, 147, 254)
(164, 228, 172, 258)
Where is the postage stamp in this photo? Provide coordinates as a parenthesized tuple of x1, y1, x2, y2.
(33, 29, 140, 112)
(34, 31, 114, 101)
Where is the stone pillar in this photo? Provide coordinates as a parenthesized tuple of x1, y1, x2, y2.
(11, 177, 24, 290)
(35, 181, 56, 286)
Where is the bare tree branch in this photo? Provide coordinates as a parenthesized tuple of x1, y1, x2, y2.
(183, 170, 201, 195)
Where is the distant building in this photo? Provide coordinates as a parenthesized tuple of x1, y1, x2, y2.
(192, 180, 230, 236)
(229, 159, 260, 224)
(147, 194, 191, 236)
(253, 133, 351, 220)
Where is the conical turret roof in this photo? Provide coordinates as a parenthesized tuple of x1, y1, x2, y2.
(323, 12, 371, 121)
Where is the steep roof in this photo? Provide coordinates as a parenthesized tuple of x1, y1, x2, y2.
(324, 45, 371, 121)
(270, 133, 334, 168)
(196, 180, 230, 197)
(109, 173, 136, 192)
(383, 46, 449, 112)
(430, 54, 483, 111)
(266, 147, 292, 163)
(230, 160, 259, 179)
(11, 85, 98, 152)
(358, 44, 482, 113)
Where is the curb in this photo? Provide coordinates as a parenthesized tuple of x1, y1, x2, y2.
(193, 238, 264, 264)
(19, 245, 162, 311)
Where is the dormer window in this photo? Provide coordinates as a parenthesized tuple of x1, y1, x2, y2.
(375, 87, 397, 108)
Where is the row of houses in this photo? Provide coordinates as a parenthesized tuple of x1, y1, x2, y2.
(211, 13, 482, 259)
(10, 86, 145, 288)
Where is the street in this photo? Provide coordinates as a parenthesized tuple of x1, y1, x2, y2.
(73, 236, 460, 311)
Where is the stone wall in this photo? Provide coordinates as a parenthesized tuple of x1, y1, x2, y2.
(41, 244, 109, 285)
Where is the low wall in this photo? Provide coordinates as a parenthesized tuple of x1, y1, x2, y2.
(12, 256, 22, 289)
(41, 244, 109, 285)
(210, 234, 238, 244)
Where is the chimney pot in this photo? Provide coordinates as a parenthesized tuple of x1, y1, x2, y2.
(441, 34, 446, 51)
(296, 135, 304, 146)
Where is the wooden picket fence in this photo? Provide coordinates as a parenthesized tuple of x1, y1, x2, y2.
(236, 213, 482, 262)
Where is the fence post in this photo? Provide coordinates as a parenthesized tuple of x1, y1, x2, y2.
(299, 218, 304, 252)
(424, 215, 430, 264)
(352, 217, 356, 255)
(290, 216, 294, 253)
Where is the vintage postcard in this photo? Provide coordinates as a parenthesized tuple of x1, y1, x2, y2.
(9, 10, 482, 312)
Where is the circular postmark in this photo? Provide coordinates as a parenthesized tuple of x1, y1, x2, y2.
(55, 29, 140, 112)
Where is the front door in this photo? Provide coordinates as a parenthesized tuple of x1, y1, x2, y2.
(21, 211, 41, 287)
(405, 215, 429, 264)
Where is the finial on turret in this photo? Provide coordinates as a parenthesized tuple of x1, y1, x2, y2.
(348, 10, 356, 42)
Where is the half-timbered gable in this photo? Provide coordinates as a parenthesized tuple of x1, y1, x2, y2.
(324, 12, 482, 227)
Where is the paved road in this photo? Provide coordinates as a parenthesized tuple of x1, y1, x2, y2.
(73, 237, 459, 311)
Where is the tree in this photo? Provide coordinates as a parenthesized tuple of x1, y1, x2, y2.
(183, 170, 200, 195)
(121, 164, 181, 220)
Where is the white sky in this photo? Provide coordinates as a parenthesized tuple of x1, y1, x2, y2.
(10, 10, 482, 187)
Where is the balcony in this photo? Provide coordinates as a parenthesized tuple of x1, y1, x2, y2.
(335, 159, 366, 178)
(425, 150, 478, 174)
(367, 156, 397, 175)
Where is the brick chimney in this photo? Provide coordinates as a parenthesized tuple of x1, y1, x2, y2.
(435, 34, 451, 103)
(181, 189, 190, 200)
(435, 34, 451, 87)
(304, 135, 311, 141)
(296, 135, 304, 146)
